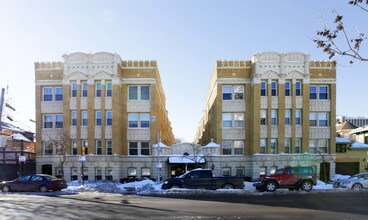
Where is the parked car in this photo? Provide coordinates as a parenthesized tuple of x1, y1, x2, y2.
(253, 166, 317, 192)
(0, 174, 67, 192)
(161, 169, 244, 190)
(333, 172, 368, 189)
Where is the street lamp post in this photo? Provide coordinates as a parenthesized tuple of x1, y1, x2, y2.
(151, 116, 161, 183)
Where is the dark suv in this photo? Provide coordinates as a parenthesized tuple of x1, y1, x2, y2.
(253, 166, 317, 192)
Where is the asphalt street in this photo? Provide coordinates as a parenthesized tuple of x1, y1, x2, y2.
(0, 191, 367, 219)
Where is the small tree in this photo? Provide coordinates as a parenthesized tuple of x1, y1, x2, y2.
(45, 129, 70, 179)
(313, 0, 368, 65)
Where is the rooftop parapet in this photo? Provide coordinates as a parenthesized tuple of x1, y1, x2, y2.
(34, 61, 63, 70)
(121, 60, 157, 68)
(215, 60, 250, 68)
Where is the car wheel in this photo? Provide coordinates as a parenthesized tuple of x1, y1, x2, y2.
(352, 183, 363, 190)
(265, 182, 277, 192)
(39, 185, 49, 192)
(2, 185, 10, 193)
(170, 184, 181, 189)
(222, 183, 234, 189)
(300, 181, 313, 192)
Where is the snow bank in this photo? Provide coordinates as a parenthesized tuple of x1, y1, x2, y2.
(62, 178, 356, 195)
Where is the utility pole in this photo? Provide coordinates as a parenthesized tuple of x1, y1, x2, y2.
(0, 88, 5, 129)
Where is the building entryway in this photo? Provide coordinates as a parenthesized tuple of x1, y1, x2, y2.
(42, 164, 52, 175)
(320, 162, 330, 183)
(169, 164, 203, 178)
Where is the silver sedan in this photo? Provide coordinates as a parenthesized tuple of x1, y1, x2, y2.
(339, 173, 368, 189)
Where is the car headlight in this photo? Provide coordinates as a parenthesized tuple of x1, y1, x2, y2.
(164, 180, 168, 184)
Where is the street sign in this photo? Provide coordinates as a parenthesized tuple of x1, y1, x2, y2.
(79, 156, 86, 162)
(155, 163, 162, 168)
(19, 156, 26, 162)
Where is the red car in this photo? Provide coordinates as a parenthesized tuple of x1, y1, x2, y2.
(0, 174, 67, 192)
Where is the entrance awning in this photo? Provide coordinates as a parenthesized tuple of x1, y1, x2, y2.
(167, 156, 206, 164)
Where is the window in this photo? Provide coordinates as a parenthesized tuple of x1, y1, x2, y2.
(82, 82, 88, 97)
(82, 140, 88, 154)
(234, 113, 244, 128)
(261, 81, 267, 96)
(319, 113, 329, 126)
(309, 113, 317, 127)
(318, 139, 329, 153)
(285, 110, 291, 125)
(260, 167, 267, 175)
(285, 139, 291, 154)
(43, 115, 53, 129)
(310, 86, 317, 99)
(285, 81, 291, 96)
(44, 142, 53, 155)
(234, 141, 244, 155)
(270, 139, 277, 154)
(71, 167, 78, 180)
(261, 110, 267, 125)
(128, 167, 137, 177)
(260, 139, 267, 153)
(222, 113, 232, 128)
(222, 86, 232, 100)
(234, 85, 244, 100)
(142, 168, 151, 177)
(55, 87, 63, 101)
(296, 110, 302, 125)
(95, 168, 102, 180)
(141, 86, 149, 100)
(71, 82, 77, 97)
(71, 111, 77, 126)
(141, 142, 150, 155)
(96, 140, 102, 155)
(129, 86, 138, 100)
(106, 168, 113, 180)
(82, 111, 88, 126)
(271, 81, 277, 96)
(106, 81, 112, 97)
(236, 167, 245, 176)
(95, 81, 101, 97)
(71, 140, 77, 155)
(128, 113, 138, 128)
(223, 113, 244, 128)
(222, 168, 231, 177)
(296, 81, 302, 96)
(129, 142, 138, 155)
(55, 114, 63, 128)
(140, 113, 150, 128)
(106, 140, 112, 155)
(222, 141, 232, 155)
(309, 140, 317, 153)
(310, 112, 329, 127)
(271, 110, 278, 125)
(95, 111, 102, 126)
(295, 138, 301, 153)
(129, 86, 150, 100)
(336, 144, 348, 153)
(106, 111, 112, 126)
(319, 86, 328, 99)
(43, 87, 53, 101)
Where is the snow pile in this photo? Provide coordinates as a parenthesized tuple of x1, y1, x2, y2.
(62, 174, 361, 195)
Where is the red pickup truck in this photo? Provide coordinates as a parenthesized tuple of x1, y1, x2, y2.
(253, 166, 317, 192)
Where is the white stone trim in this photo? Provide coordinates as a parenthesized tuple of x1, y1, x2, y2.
(127, 129, 150, 140)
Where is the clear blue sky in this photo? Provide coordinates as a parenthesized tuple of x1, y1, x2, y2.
(0, 0, 367, 142)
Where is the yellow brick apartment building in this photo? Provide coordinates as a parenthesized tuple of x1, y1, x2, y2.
(35, 52, 175, 181)
(195, 52, 336, 181)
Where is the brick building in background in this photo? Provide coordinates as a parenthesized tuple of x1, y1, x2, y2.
(194, 52, 336, 181)
(35, 52, 175, 181)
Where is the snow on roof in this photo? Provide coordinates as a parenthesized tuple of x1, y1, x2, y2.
(350, 125, 368, 134)
(335, 137, 368, 149)
(336, 137, 352, 143)
(11, 133, 32, 142)
(0, 121, 25, 132)
(152, 142, 169, 148)
(203, 141, 220, 148)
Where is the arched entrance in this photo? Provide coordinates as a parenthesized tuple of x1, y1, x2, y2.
(42, 164, 52, 175)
